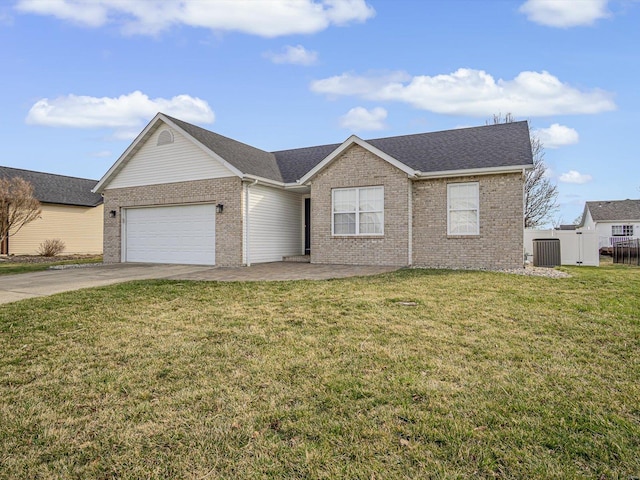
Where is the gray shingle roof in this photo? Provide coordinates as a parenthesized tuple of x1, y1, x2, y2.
(272, 143, 341, 183)
(272, 121, 532, 183)
(164, 115, 284, 182)
(0, 166, 103, 207)
(586, 200, 640, 222)
(369, 121, 533, 173)
(162, 115, 533, 184)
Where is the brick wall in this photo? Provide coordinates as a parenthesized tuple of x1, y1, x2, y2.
(412, 173, 524, 270)
(310, 145, 411, 266)
(102, 177, 243, 266)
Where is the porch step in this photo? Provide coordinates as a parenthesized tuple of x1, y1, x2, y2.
(282, 255, 311, 263)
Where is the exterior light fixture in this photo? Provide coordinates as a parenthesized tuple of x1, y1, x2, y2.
(216, 204, 224, 214)
(109, 210, 117, 218)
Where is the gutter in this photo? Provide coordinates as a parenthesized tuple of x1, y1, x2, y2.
(413, 164, 534, 180)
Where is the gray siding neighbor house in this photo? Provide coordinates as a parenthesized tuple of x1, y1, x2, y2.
(93, 113, 533, 269)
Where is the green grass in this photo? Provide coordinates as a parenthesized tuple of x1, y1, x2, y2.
(0, 265, 639, 479)
(0, 256, 102, 275)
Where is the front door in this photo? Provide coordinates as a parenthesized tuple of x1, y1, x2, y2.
(304, 198, 311, 255)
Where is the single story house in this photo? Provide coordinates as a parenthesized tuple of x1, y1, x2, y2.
(0, 166, 103, 255)
(578, 199, 640, 249)
(93, 113, 533, 269)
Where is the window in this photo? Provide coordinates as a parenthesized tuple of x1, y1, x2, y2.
(332, 186, 383, 236)
(157, 129, 174, 146)
(612, 225, 633, 236)
(447, 182, 479, 235)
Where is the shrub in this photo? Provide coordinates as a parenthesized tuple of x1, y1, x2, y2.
(38, 239, 66, 257)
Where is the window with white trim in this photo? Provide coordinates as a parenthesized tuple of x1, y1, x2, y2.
(612, 225, 633, 236)
(447, 182, 479, 235)
(332, 186, 384, 236)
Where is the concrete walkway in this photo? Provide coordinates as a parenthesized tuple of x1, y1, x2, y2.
(0, 262, 399, 305)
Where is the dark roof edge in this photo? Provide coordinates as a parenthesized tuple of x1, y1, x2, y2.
(0, 165, 103, 207)
(1, 165, 99, 183)
(271, 121, 530, 155)
(162, 113, 274, 158)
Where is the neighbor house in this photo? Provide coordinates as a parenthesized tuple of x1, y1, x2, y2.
(93, 113, 533, 269)
(578, 199, 640, 250)
(0, 166, 103, 255)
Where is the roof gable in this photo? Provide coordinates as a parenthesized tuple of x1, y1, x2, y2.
(585, 200, 640, 222)
(298, 135, 417, 184)
(94, 114, 246, 192)
(164, 115, 283, 182)
(273, 121, 533, 183)
(0, 166, 102, 207)
(105, 121, 236, 189)
(96, 115, 535, 190)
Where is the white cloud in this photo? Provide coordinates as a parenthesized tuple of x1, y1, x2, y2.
(264, 45, 318, 65)
(559, 170, 593, 184)
(534, 123, 579, 148)
(311, 68, 616, 117)
(26, 91, 214, 138)
(520, 0, 610, 27)
(339, 106, 387, 131)
(15, 0, 375, 37)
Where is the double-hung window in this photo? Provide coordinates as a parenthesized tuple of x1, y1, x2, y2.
(447, 182, 479, 235)
(332, 186, 384, 236)
(612, 225, 633, 236)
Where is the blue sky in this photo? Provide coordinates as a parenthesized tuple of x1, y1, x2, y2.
(1, 0, 638, 224)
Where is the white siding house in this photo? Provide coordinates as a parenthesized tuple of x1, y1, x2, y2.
(245, 184, 303, 264)
(579, 200, 640, 249)
(107, 126, 235, 189)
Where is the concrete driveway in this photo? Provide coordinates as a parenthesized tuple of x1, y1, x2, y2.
(0, 262, 398, 305)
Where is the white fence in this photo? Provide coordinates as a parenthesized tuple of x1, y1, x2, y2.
(524, 229, 600, 267)
(599, 236, 636, 249)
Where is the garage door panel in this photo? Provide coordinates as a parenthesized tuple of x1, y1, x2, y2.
(125, 204, 215, 265)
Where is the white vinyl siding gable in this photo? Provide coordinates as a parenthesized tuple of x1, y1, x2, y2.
(332, 186, 384, 236)
(447, 182, 479, 235)
(247, 185, 302, 263)
(107, 125, 235, 189)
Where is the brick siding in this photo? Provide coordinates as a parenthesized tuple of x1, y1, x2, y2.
(102, 177, 243, 266)
(103, 159, 523, 270)
(310, 145, 411, 266)
(412, 173, 524, 269)
(310, 146, 523, 269)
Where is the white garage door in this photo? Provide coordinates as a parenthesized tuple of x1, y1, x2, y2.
(124, 204, 215, 265)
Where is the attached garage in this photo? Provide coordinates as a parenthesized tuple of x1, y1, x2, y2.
(123, 204, 216, 265)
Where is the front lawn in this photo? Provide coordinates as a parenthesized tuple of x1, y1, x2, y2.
(0, 255, 102, 275)
(0, 266, 638, 478)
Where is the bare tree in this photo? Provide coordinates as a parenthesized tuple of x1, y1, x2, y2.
(573, 212, 584, 226)
(489, 113, 558, 228)
(0, 177, 42, 247)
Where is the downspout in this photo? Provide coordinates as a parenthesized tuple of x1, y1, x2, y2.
(408, 179, 413, 266)
(522, 168, 527, 265)
(408, 172, 418, 267)
(244, 179, 258, 266)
